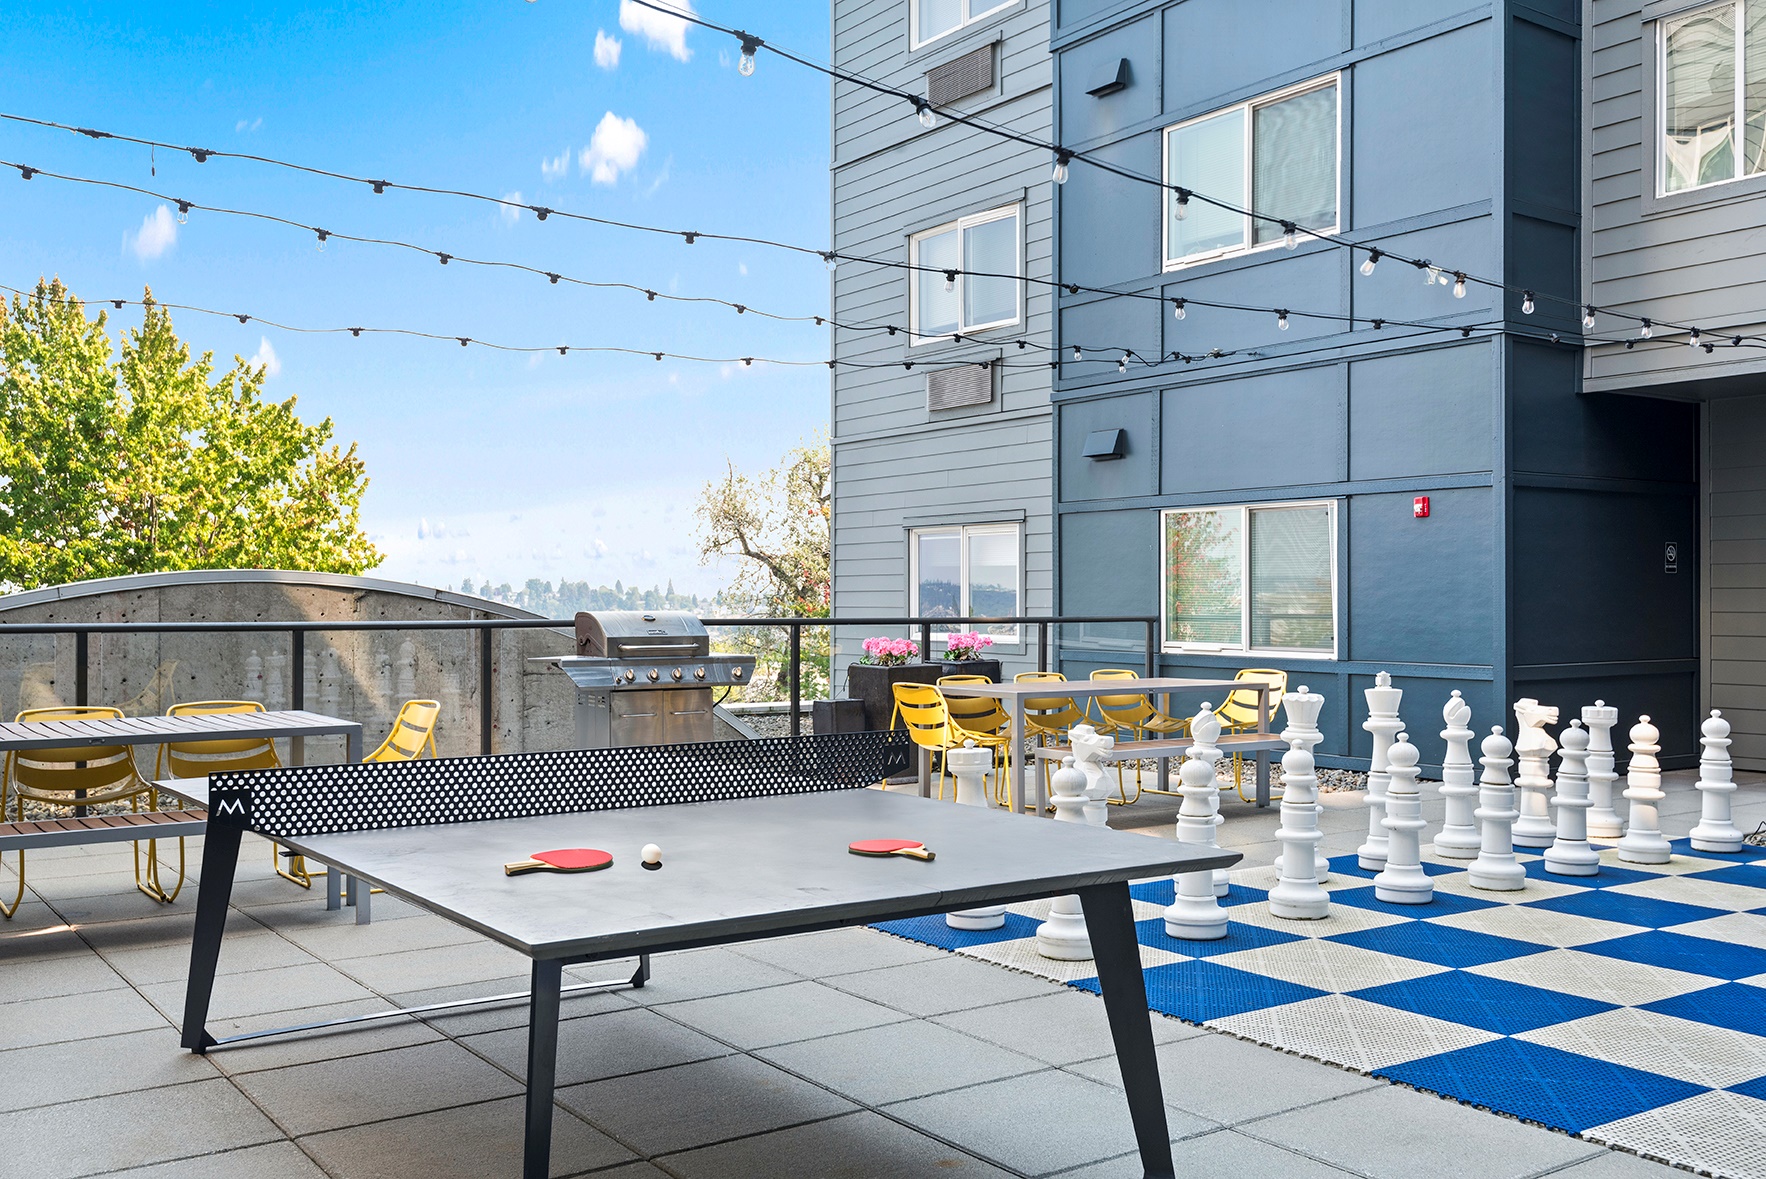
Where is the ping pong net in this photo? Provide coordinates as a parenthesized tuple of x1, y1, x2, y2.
(206, 730, 913, 839)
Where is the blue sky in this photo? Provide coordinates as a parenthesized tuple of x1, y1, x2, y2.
(0, 0, 832, 596)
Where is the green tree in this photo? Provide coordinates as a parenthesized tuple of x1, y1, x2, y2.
(0, 280, 379, 589)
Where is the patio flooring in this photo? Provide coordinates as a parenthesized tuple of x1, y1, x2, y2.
(0, 771, 1754, 1178)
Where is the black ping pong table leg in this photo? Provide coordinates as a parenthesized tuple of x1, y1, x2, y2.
(1078, 882, 1175, 1179)
(181, 821, 242, 1053)
(523, 957, 563, 1179)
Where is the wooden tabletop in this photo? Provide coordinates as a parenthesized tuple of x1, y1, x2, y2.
(934, 677, 1272, 699)
(0, 709, 362, 751)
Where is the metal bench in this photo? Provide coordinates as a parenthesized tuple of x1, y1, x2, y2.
(0, 809, 208, 851)
(1032, 732, 1289, 762)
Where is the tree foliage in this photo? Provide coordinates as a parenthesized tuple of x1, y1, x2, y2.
(0, 280, 379, 590)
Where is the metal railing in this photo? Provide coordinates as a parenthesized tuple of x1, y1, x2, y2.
(0, 613, 1159, 747)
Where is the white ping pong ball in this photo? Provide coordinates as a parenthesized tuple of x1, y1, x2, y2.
(641, 843, 662, 865)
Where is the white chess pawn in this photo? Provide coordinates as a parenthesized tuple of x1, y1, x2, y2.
(1035, 757, 1093, 959)
(1270, 740, 1330, 919)
(1544, 722, 1600, 876)
(1189, 704, 1229, 897)
(1690, 711, 1743, 854)
(1469, 727, 1526, 891)
(1069, 724, 1115, 827)
(1616, 716, 1672, 865)
(1433, 691, 1481, 858)
(1511, 699, 1560, 848)
(1374, 734, 1434, 904)
(947, 741, 1007, 931)
(1582, 701, 1624, 839)
(1358, 672, 1403, 871)
(1164, 754, 1228, 940)
(1274, 685, 1329, 884)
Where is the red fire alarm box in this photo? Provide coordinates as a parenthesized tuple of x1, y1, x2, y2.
(1413, 496, 1430, 518)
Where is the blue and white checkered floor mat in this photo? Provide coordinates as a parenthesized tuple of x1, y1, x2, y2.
(876, 838, 1766, 1178)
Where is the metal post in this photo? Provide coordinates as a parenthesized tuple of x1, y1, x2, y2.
(290, 629, 306, 765)
(479, 625, 494, 756)
(788, 623, 802, 738)
(919, 621, 932, 661)
(1143, 619, 1156, 678)
(1037, 621, 1050, 673)
(74, 630, 89, 706)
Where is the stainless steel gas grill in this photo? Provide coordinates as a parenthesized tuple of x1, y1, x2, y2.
(559, 611, 756, 748)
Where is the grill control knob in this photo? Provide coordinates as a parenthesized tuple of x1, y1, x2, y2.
(694, 667, 706, 680)
(732, 667, 744, 681)
(671, 667, 683, 681)
(647, 668, 659, 682)
(626, 669, 637, 682)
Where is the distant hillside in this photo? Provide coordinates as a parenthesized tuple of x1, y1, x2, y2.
(458, 578, 702, 616)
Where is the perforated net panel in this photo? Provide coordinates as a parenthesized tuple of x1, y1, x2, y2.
(208, 730, 911, 838)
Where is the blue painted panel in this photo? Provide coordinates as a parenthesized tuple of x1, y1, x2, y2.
(1351, 23, 1494, 228)
(1162, 248, 1345, 355)
(1506, 215, 1580, 333)
(1163, 0, 1346, 114)
(1058, 508, 1158, 615)
(1349, 343, 1494, 481)
(1353, 0, 1482, 46)
(1348, 217, 1497, 320)
(1510, 342, 1698, 481)
(1059, 14, 1162, 144)
(1061, 392, 1158, 502)
(1506, 20, 1579, 215)
(1059, 293, 1163, 379)
(1348, 487, 1494, 666)
(1058, 130, 1164, 289)
(1162, 366, 1346, 493)
(1057, 0, 1131, 30)
(1512, 671, 1700, 768)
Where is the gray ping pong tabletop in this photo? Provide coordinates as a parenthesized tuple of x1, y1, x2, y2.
(180, 759, 1236, 1179)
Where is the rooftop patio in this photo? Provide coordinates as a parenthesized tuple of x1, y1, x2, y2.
(3, 765, 1749, 1179)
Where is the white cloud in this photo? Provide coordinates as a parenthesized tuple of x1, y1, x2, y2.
(580, 112, 648, 185)
(541, 149, 571, 181)
(644, 155, 672, 197)
(594, 29, 622, 69)
(619, 0, 693, 60)
(738, 262, 748, 276)
(128, 205, 178, 262)
(500, 191, 523, 225)
(249, 336, 280, 377)
(235, 117, 262, 133)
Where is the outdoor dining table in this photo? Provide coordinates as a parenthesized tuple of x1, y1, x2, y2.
(934, 676, 1280, 814)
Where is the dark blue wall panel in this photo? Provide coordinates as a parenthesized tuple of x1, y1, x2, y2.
(1512, 671, 1699, 770)
(1506, 18, 1579, 216)
(1353, 0, 1480, 46)
(1057, 131, 1163, 289)
(1348, 487, 1495, 665)
(1060, 392, 1158, 501)
(1162, 1, 1346, 114)
(1161, 365, 1346, 493)
(1059, 292, 1163, 381)
(1059, 13, 1162, 143)
(1059, 508, 1158, 614)
(1348, 342, 1494, 481)
(1510, 342, 1698, 482)
(1347, 217, 1499, 319)
(1160, 249, 1345, 355)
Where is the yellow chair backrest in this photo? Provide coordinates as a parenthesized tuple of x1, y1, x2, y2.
(1216, 669, 1288, 730)
(7, 706, 142, 798)
(1012, 672, 1089, 729)
(1088, 669, 1156, 721)
(366, 699, 441, 762)
(161, 700, 280, 778)
(936, 675, 1009, 735)
(891, 683, 952, 752)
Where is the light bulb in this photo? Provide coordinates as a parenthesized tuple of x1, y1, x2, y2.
(1583, 305, 1596, 330)
(1521, 291, 1536, 315)
(1282, 223, 1297, 250)
(942, 270, 956, 293)
(1425, 265, 1440, 286)
(739, 51, 755, 75)
(1052, 152, 1070, 185)
(1118, 354, 1128, 373)
(918, 104, 937, 129)
(1174, 192, 1189, 221)
(1689, 328, 1701, 347)
(823, 253, 838, 272)
(1276, 310, 1290, 331)
(1359, 250, 1379, 277)
(1640, 318, 1653, 339)
(1171, 299, 1186, 320)
(1452, 274, 1466, 299)
(1072, 345, 1082, 361)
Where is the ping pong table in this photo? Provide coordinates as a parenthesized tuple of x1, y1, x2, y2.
(179, 732, 1237, 1179)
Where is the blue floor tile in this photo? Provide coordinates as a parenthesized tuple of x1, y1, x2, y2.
(1129, 878, 1174, 907)
(1642, 981, 1766, 1036)
(1330, 884, 1499, 920)
(1671, 837, 1766, 861)
(1330, 920, 1549, 969)
(1525, 889, 1726, 930)
(1071, 959, 1326, 1023)
(1379, 1038, 1708, 1134)
(1578, 930, 1766, 980)
(1683, 863, 1766, 890)
(1221, 882, 1269, 908)
(1327, 854, 1462, 881)
(872, 912, 1041, 952)
(1350, 970, 1615, 1035)
(1522, 858, 1658, 889)
(1727, 1073, 1766, 1101)
(1134, 916, 1302, 959)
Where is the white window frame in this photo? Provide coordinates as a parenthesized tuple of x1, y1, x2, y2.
(1159, 500, 1339, 659)
(1161, 74, 1342, 270)
(909, 522, 1022, 643)
(908, 204, 1022, 345)
(911, 0, 1013, 51)
(1656, 0, 1759, 195)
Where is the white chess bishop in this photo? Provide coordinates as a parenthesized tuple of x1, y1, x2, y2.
(1432, 691, 1481, 858)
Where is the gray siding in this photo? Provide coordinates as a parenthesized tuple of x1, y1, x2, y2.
(1708, 394, 1766, 769)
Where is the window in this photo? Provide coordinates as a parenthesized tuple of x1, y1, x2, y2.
(1162, 502, 1336, 655)
(1163, 77, 1340, 267)
(909, 206, 1020, 343)
(910, 523, 1021, 640)
(914, 0, 1012, 49)
(1659, 2, 1766, 194)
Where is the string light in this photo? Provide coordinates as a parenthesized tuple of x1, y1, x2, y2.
(1641, 318, 1653, 339)
(1282, 222, 1298, 250)
(942, 270, 956, 293)
(913, 98, 937, 129)
(1118, 354, 1128, 373)
(1359, 249, 1380, 277)
(1521, 291, 1536, 315)
(737, 32, 762, 76)
(1689, 327, 1701, 348)
(1452, 273, 1466, 299)
(1073, 345, 1082, 361)
(1583, 305, 1597, 330)
(1173, 189, 1190, 220)
(1276, 310, 1290, 331)
(1052, 150, 1071, 185)
(1171, 298, 1186, 320)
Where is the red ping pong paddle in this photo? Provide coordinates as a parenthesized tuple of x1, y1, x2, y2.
(504, 848, 614, 876)
(848, 838, 935, 862)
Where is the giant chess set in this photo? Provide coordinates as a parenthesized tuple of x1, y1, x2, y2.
(879, 680, 1766, 1179)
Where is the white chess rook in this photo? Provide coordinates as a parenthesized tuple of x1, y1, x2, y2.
(946, 741, 1008, 931)
(1270, 739, 1331, 919)
(1616, 716, 1672, 865)
(1469, 727, 1526, 891)
(1511, 699, 1560, 848)
(1374, 733, 1434, 904)
(1433, 691, 1481, 858)
(1690, 710, 1743, 854)
(1273, 685, 1329, 884)
(1069, 724, 1116, 827)
(1544, 721, 1600, 876)
(1358, 671, 1403, 871)
(1582, 701, 1623, 839)
(1164, 754, 1229, 940)
(1189, 704, 1230, 897)
(1035, 757, 1093, 959)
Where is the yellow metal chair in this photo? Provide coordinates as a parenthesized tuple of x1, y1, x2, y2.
(1088, 669, 1190, 803)
(937, 675, 1022, 808)
(1216, 669, 1288, 801)
(3, 706, 182, 911)
(156, 701, 303, 885)
(366, 699, 441, 762)
(891, 683, 1010, 802)
(1013, 671, 1092, 804)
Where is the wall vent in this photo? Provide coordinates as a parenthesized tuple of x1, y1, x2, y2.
(927, 364, 993, 411)
(926, 43, 995, 106)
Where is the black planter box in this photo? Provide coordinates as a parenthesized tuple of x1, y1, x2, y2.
(846, 659, 1004, 730)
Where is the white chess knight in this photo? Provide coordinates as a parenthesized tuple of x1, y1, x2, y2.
(1273, 685, 1329, 884)
(1270, 739, 1330, 919)
(1510, 699, 1560, 848)
(1034, 757, 1093, 959)
(1690, 710, 1744, 854)
(1582, 701, 1624, 839)
(1544, 721, 1600, 876)
(945, 741, 1007, 931)
(1374, 734, 1434, 904)
(1616, 716, 1672, 864)
(1188, 704, 1230, 897)
(1164, 753, 1229, 940)
(1068, 723, 1116, 827)
(1469, 726, 1526, 891)
(1433, 691, 1481, 858)
(1358, 672, 1404, 871)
